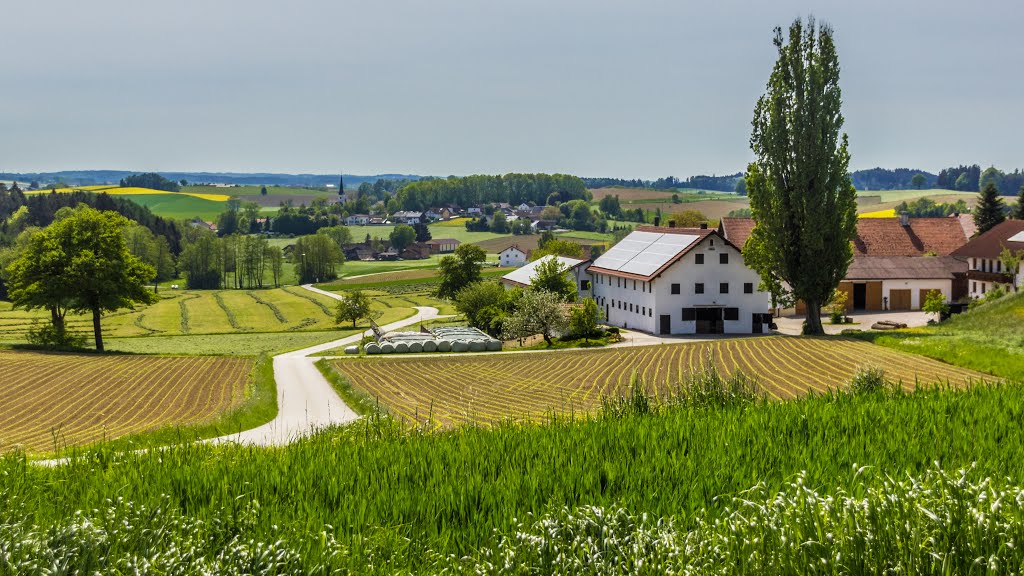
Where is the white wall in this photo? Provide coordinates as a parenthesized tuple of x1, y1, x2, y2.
(499, 249, 527, 267)
(591, 234, 771, 334)
(880, 280, 951, 310)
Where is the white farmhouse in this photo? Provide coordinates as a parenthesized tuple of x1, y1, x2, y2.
(953, 219, 1024, 298)
(345, 214, 370, 226)
(500, 255, 592, 299)
(589, 225, 772, 334)
(498, 245, 528, 267)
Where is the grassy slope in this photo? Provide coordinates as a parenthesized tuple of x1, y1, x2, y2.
(118, 193, 224, 220)
(854, 291, 1024, 380)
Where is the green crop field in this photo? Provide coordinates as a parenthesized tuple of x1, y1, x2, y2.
(329, 336, 988, 430)
(0, 350, 253, 453)
(183, 185, 331, 197)
(119, 193, 225, 220)
(0, 287, 421, 351)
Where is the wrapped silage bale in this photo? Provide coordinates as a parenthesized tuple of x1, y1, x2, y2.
(344, 345, 359, 355)
(469, 340, 485, 352)
(486, 339, 502, 351)
(437, 340, 452, 352)
(395, 342, 409, 353)
(423, 340, 437, 353)
(365, 343, 381, 355)
(452, 341, 468, 353)
(380, 342, 395, 354)
(409, 342, 423, 353)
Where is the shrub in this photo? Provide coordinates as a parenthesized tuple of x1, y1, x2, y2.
(25, 322, 87, 349)
(848, 365, 891, 395)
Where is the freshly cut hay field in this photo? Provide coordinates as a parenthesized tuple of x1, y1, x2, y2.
(331, 337, 988, 429)
(0, 351, 252, 452)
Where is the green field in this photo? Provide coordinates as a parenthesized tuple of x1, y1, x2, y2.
(121, 193, 225, 220)
(5, 374, 1023, 572)
(0, 287, 425, 353)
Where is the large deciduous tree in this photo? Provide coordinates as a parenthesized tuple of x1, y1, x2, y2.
(973, 182, 1006, 235)
(6, 206, 156, 351)
(437, 244, 487, 299)
(745, 17, 857, 335)
(334, 289, 374, 328)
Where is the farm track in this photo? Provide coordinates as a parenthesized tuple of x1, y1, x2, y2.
(331, 336, 990, 429)
(0, 351, 251, 453)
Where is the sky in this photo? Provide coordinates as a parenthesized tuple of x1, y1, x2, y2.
(2, 0, 1021, 179)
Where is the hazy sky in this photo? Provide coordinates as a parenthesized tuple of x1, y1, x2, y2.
(2, 0, 1021, 178)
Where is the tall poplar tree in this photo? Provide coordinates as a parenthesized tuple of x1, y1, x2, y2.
(745, 17, 857, 335)
(973, 182, 1006, 235)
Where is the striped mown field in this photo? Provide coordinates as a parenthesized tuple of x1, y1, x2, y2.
(331, 336, 990, 429)
(0, 351, 252, 453)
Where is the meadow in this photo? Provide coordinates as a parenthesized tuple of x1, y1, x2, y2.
(856, 290, 1024, 381)
(329, 336, 987, 429)
(0, 351, 252, 452)
(4, 377, 1024, 573)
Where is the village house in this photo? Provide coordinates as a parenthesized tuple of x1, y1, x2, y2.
(400, 242, 432, 260)
(500, 255, 593, 299)
(498, 245, 528, 267)
(345, 214, 370, 226)
(424, 238, 461, 254)
(369, 216, 388, 226)
(391, 211, 423, 225)
(719, 215, 970, 311)
(589, 225, 772, 335)
(424, 209, 443, 221)
(953, 219, 1024, 298)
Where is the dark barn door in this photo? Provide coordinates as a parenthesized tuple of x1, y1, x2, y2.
(695, 308, 724, 334)
(659, 314, 671, 335)
(853, 283, 867, 310)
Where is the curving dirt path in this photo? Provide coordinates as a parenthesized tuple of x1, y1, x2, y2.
(210, 285, 443, 446)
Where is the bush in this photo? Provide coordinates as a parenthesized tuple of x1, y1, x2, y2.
(25, 322, 87, 349)
(848, 365, 892, 395)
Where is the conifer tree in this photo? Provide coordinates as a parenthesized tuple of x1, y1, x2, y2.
(973, 182, 1006, 235)
(1013, 185, 1024, 220)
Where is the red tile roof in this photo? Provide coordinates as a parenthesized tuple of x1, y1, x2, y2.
(719, 217, 968, 257)
(952, 220, 1024, 259)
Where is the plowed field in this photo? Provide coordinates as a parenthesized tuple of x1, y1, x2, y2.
(331, 337, 990, 429)
(0, 351, 252, 452)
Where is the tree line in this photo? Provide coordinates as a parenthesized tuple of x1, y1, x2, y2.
(392, 174, 590, 211)
(119, 172, 181, 192)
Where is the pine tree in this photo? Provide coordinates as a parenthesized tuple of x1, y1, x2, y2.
(745, 17, 857, 335)
(1014, 185, 1024, 220)
(973, 182, 1006, 235)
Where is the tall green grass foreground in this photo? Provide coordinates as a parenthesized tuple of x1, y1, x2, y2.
(3, 380, 1024, 573)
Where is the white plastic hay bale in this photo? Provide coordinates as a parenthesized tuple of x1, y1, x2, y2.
(423, 340, 437, 353)
(451, 341, 469, 353)
(395, 342, 409, 353)
(437, 340, 452, 352)
(409, 342, 423, 353)
(344, 345, 359, 355)
(468, 340, 485, 352)
(486, 339, 502, 351)
(365, 343, 381, 355)
(380, 342, 395, 354)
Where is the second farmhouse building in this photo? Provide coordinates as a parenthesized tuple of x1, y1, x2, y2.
(588, 225, 772, 335)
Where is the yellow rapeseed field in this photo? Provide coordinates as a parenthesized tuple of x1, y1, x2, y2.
(859, 208, 897, 218)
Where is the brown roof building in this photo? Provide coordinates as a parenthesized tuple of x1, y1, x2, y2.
(719, 216, 969, 256)
(952, 219, 1024, 298)
(718, 216, 971, 311)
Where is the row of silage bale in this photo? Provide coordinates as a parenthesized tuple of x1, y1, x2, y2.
(363, 327, 502, 354)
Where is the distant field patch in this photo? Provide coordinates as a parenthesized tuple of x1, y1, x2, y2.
(331, 337, 989, 429)
(0, 351, 252, 452)
(27, 186, 230, 201)
(859, 209, 897, 218)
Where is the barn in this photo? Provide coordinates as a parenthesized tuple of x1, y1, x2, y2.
(588, 225, 772, 335)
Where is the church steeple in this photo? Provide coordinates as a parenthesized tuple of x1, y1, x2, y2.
(338, 172, 345, 196)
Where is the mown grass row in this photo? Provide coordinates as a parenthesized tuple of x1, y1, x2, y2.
(4, 374, 1024, 573)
